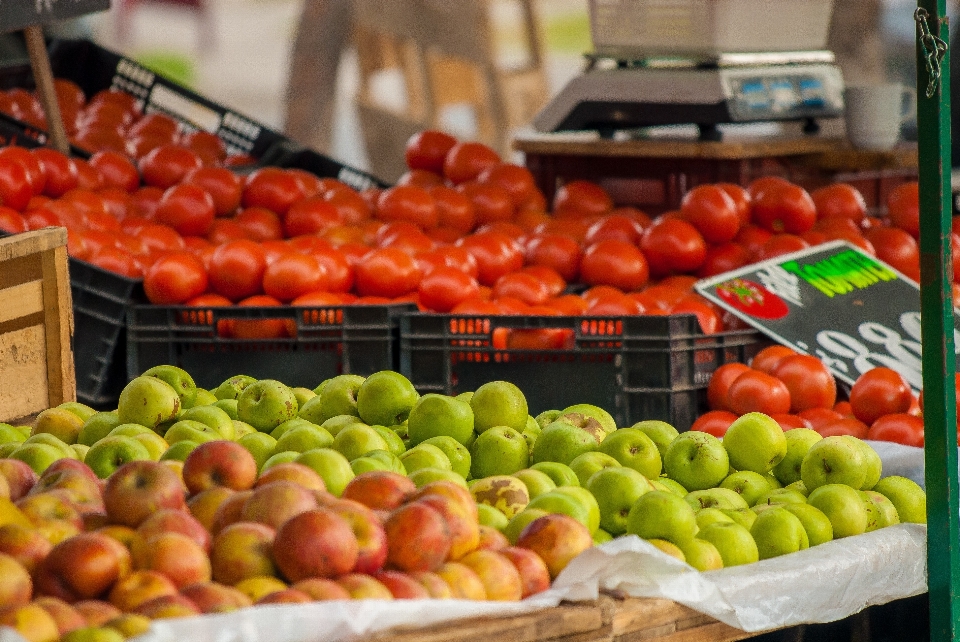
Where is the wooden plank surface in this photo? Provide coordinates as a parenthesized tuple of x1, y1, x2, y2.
(40, 243, 75, 406)
(0, 324, 49, 423)
(0, 228, 66, 262)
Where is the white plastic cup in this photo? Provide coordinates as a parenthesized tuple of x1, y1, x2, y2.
(843, 83, 916, 151)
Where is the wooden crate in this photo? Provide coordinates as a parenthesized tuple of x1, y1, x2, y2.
(0, 228, 75, 423)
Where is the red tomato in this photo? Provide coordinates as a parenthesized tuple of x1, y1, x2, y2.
(477, 163, 538, 206)
(208, 239, 267, 301)
(747, 176, 792, 201)
(144, 252, 208, 304)
(354, 247, 423, 298)
(0, 206, 27, 233)
(867, 413, 924, 447)
(553, 180, 612, 218)
(771, 354, 837, 412)
(242, 168, 306, 216)
(887, 182, 919, 237)
(131, 186, 164, 220)
(716, 183, 751, 225)
(834, 400, 854, 417)
(129, 113, 179, 139)
(183, 167, 243, 217)
(585, 294, 643, 316)
(525, 233, 582, 283)
(377, 185, 438, 228)
(457, 181, 515, 226)
(207, 218, 250, 245)
(235, 207, 284, 242)
(98, 187, 133, 221)
(429, 185, 475, 234)
(797, 407, 844, 429)
(584, 215, 644, 246)
(849, 367, 913, 425)
(88, 151, 139, 193)
(324, 189, 370, 225)
(155, 184, 215, 237)
(817, 417, 869, 439)
(284, 197, 341, 237)
(770, 414, 811, 430)
(579, 240, 649, 292)
(680, 185, 741, 244)
(690, 410, 738, 438)
(231, 295, 291, 339)
(863, 226, 920, 281)
(726, 370, 792, 415)
(443, 142, 500, 185)
(0, 147, 45, 196)
(751, 183, 816, 234)
(88, 246, 143, 279)
(750, 345, 797, 374)
(312, 248, 355, 293)
(0, 157, 32, 211)
(639, 218, 707, 278)
(415, 246, 479, 279)
(707, 363, 751, 411)
(397, 169, 444, 189)
(755, 234, 809, 261)
(180, 130, 227, 164)
(137, 223, 186, 255)
(534, 218, 591, 243)
(811, 183, 867, 223)
(262, 253, 327, 302)
(138, 145, 203, 189)
(546, 294, 590, 316)
(418, 266, 481, 312)
(492, 272, 550, 306)
(455, 232, 525, 286)
(520, 265, 566, 297)
(734, 224, 773, 259)
(405, 130, 458, 173)
(697, 243, 751, 278)
(670, 294, 722, 334)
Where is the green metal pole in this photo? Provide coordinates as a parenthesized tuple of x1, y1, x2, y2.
(916, 1, 960, 639)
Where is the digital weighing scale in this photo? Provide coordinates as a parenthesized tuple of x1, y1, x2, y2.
(533, 50, 845, 141)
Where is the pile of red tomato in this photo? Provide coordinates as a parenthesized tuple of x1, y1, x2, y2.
(696, 344, 927, 448)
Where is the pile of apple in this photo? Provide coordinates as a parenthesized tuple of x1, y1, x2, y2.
(696, 344, 926, 448)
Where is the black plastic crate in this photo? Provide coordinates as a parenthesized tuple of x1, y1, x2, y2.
(400, 313, 763, 431)
(127, 303, 413, 390)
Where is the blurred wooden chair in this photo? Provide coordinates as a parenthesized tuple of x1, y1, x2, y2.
(114, 0, 216, 53)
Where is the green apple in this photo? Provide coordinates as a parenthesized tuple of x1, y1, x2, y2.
(164, 420, 219, 444)
(749, 507, 809, 559)
(593, 529, 614, 545)
(319, 415, 366, 437)
(719, 471, 773, 507)
(512, 469, 557, 499)
(261, 451, 300, 472)
(530, 461, 580, 487)
(71, 444, 89, 462)
(781, 503, 833, 546)
(807, 483, 869, 538)
(587, 467, 654, 535)
(0, 443, 18, 458)
(84, 436, 152, 478)
(598, 428, 662, 479)
(470, 426, 529, 478)
(696, 507, 735, 530)
(117, 376, 181, 430)
(372, 425, 408, 457)
(626, 490, 698, 546)
(23, 434, 74, 458)
(232, 421, 257, 439)
(504, 508, 550, 544)
(357, 371, 419, 427)
(477, 502, 509, 529)
(333, 424, 389, 461)
(275, 425, 335, 454)
(535, 410, 561, 429)
(132, 432, 169, 460)
(678, 537, 724, 571)
(366, 450, 406, 475)
(160, 440, 198, 462)
(657, 479, 689, 498)
(455, 391, 474, 404)
(291, 387, 316, 410)
(271, 418, 315, 440)
(721, 508, 758, 530)
(773, 428, 823, 486)
(409, 467, 468, 488)
(663, 431, 729, 491)
(754, 488, 808, 508)
(631, 420, 679, 461)
(181, 388, 218, 409)
(14, 426, 30, 439)
(842, 436, 882, 490)
(301, 374, 365, 425)
(237, 379, 298, 432)
(214, 399, 239, 420)
(400, 443, 452, 474)
(407, 394, 474, 446)
(872, 476, 926, 524)
(531, 420, 598, 466)
(78, 413, 122, 448)
(561, 404, 616, 435)
(684, 488, 749, 511)
(295, 448, 354, 495)
(570, 451, 620, 486)
(785, 480, 809, 496)
(527, 490, 592, 531)
(179, 406, 236, 440)
(553, 412, 605, 445)
(10, 443, 64, 473)
(722, 412, 787, 474)
(697, 522, 759, 567)
(238, 432, 278, 470)
(421, 436, 470, 478)
(0, 424, 27, 445)
(860, 490, 900, 530)
(142, 364, 197, 400)
(522, 425, 541, 456)
(58, 402, 97, 422)
(800, 436, 866, 491)
(470, 380, 528, 433)
(213, 375, 257, 400)
(351, 456, 391, 475)
(108, 424, 154, 438)
(31, 408, 85, 445)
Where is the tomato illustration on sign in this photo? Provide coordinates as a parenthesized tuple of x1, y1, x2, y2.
(715, 278, 790, 320)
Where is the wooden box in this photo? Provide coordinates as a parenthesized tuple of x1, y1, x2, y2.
(0, 228, 75, 423)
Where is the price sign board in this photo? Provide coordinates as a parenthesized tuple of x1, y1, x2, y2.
(1, 0, 110, 34)
(694, 240, 960, 394)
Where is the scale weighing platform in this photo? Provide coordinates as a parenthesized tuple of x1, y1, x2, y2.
(534, 51, 845, 141)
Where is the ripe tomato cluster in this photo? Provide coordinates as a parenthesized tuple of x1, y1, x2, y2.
(698, 344, 925, 448)
(0, 79, 253, 166)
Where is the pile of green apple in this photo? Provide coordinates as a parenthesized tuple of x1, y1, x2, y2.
(2, 365, 926, 574)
